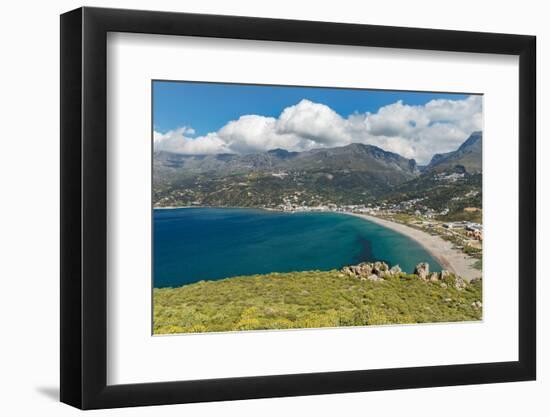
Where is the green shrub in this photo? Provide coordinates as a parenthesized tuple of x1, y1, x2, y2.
(153, 270, 482, 334)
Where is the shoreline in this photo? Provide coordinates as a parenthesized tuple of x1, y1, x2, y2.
(154, 205, 481, 282)
(345, 212, 480, 282)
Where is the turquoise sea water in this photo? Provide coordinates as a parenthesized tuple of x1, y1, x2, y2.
(153, 208, 441, 288)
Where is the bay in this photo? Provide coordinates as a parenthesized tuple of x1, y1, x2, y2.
(153, 207, 441, 288)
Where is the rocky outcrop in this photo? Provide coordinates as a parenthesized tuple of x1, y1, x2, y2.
(389, 265, 402, 275)
(341, 261, 400, 281)
(414, 262, 429, 279)
(429, 272, 440, 282)
(341, 261, 474, 292)
(366, 274, 384, 282)
(415, 267, 455, 283)
(440, 270, 452, 280)
(342, 263, 374, 278)
(454, 276, 467, 290)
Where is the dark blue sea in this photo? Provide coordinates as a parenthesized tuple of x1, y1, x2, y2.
(153, 208, 441, 288)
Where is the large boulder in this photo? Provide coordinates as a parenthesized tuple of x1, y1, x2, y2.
(389, 265, 402, 276)
(343, 264, 361, 277)
(342, 262, 374, 278)
(341, 261, 390, 281)
(373, 261, 389, 274)
(341, 266, 353, 276)
(361, 263, 375, 276)
(367, 274, 384, 282)
(429, 272, 440, 282)
(414, 262, 430, 280)
(454, 276, 467, 290)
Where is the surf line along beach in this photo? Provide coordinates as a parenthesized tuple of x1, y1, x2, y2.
(346, 213, 481, 282)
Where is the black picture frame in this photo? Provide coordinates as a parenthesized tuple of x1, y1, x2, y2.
(60, 6, 536, 410)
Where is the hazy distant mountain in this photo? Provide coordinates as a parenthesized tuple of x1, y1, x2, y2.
(155, 142, 417, 179)
(154, 142, 419, 190)
(425, 131, 482, 173)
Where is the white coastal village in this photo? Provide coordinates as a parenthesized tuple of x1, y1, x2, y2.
(269, 193, 482, 249)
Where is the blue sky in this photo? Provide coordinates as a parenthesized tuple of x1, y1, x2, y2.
(153, 81, 470, 135)
(152, 81, 482, 164)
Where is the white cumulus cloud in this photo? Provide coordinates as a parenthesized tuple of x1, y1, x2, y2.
(153, 95, 482, 164)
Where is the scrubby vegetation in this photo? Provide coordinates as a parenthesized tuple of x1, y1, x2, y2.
(473, 259, 483, 270)
(385, 172, 482, 220)
(153, 270, 482, 334)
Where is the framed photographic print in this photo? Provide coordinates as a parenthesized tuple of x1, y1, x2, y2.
(60, 7, 536, 409)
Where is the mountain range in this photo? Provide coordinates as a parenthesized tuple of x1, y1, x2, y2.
(153, 131, 482, 208)
(154, 142, 418, 181)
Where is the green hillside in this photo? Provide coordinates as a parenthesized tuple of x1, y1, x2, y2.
(153, 269, 482, 334)
(153, 133, 482, 213)
(153, 142, 419, 207)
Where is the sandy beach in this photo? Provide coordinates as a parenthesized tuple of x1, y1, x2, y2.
(347, 213, 481, 282)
